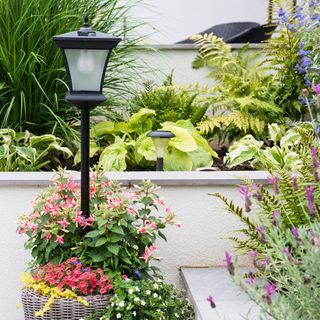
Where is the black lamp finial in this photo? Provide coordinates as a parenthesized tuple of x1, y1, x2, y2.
(84, 14, 89, 27)
(78, 14, 95, 36)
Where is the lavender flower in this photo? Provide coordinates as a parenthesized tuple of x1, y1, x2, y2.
(313, 84, 320, 94)
(306, 186, 315, 219)
(224, 251, 235, 276)
(207, 295, 216, 308)
(295, 64, 305, 75)
(272, 210, 281, 227)
(291, 227, 300, 242)
(311, 147, 319, 182)
(251, 182, 263, 201)
(267, 176, 279, 194)
(263, 282, 277, 305)
(248, 250, 257, 258)
(239, 185, 252, 212)
(257, 225, 267, 243)
(246, 271, 255, 285)
(283, 246, 292, 261)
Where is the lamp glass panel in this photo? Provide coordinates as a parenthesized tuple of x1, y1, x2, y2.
(152, 137, 170, 158)
(65, 49, 109, 91)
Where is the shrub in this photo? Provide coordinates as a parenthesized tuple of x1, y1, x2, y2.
(129, 74, 209, 128)
(100, 278, 195, 320)
(17, 169, 180, 277)
(81, 108, 218, 171)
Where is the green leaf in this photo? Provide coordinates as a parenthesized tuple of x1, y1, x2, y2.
(280, 129, 301, 148)
(188, 145, 213, 169)
(14, 146, 36, 163)
(111, 225, 125, 235)
(108, 233, 124, 243)
(164, 147, 193, 171)
(107, 243, 120, 255)
(99, 137, 127, 171)
(95, 237, 108, 247)
(128, 108, 155, 134)
(136, 135, 156, 161)
(161, 123, 197, 152)
(85, 230, 100, 238)
(91, 121, 115, 137)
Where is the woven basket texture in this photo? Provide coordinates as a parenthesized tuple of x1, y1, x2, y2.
(21, 288, 112, 320)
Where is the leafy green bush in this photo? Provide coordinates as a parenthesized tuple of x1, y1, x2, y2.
(0, 129, 72, 171)
(100, 278, 195, 320)
(129, 74, 209, 128)
(17, 170, 180, 277)
(77, 108, 218, 171)
(225, 123, 313, 171)
(0, 0, 149, 142)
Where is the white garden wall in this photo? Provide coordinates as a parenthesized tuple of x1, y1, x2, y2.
(0, 171, 268, 320)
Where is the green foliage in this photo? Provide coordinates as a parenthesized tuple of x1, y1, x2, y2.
(0, 0, 150, 141)
(78, 108, 218, 171)
(100, 278, 195, 320)
(236, 223, 320, 320)
(225, 123, 314, 171)
(215, 124, 320, 256)
(190, 33, 284, 141)
(129, 74, 209, 128)
(17, 170, 179, 276)
(0, 128, 72, 171)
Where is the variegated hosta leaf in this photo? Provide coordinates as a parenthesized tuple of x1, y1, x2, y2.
(164, 148, 193, 171)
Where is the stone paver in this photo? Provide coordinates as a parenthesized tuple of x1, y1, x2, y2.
(181, 267, 264, 320)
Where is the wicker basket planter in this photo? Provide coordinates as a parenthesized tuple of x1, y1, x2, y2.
(21, 288, 112, 320)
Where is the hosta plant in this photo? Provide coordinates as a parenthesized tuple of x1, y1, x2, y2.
(0, 128, 72, 171)
(17, 169, 180, 277)
(225, 123, 314, 171)
(100, 277, 195, 320)
(77, 108, 217, 171)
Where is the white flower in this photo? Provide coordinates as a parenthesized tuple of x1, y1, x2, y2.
(153, 283, 159, 289)
(153, 293, 158, 298)
(146, 290, 151, 295)
(118, 301, 125, 308)
(135, 287, 140, 292)
(134, 297, 140, 302)
(175, 313, 179, 317)
(116, 314, 122, 319)
(132, 311, 137, 316)
(141, 300, 146, 306)
(128, 289, 133, 294)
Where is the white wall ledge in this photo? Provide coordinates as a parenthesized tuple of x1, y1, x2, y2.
(150, 43, 265, 50)
(0, 171, 269, 187)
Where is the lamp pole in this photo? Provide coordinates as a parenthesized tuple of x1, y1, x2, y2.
(53, 16, 121, 218)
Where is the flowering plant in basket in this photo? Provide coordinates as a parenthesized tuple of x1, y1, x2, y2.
(17, 168, 179, 277)
(21, 257, 112, 317)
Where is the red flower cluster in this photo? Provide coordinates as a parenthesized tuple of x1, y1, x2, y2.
(33, 258, 113, 295)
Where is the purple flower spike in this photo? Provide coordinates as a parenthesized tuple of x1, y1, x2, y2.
(251, 182, 263, 201)
(239, 185, 252, 212)
(257, 225, 267, 243)
(248, 250, 257, 258)
(267, 176, 279, 194)
(306, 186, 315, 219)
(313, 84, 320, 94)
(224, 251, 235, 276)
(207, 295, 216, 308)
(291, 227, 300, 242)
(283, 246, 292, 261)
(246, 271, 255, 285)
(263, 282, 277, 305)
(272, 210, 281, 226)
(311, 147, 319, 182)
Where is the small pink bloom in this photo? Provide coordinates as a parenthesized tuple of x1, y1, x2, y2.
(313, 237, 318, 248)
(312, 84, 320, 94)
(44, 233, 52, 241)
(55, 235, 64, 244)
(175, 222, 182, 228)
(58, 220, 69, 229)
(17, 227, 25, 234)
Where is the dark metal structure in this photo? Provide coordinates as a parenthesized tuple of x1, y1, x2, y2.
(53, 16, 121, 218)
